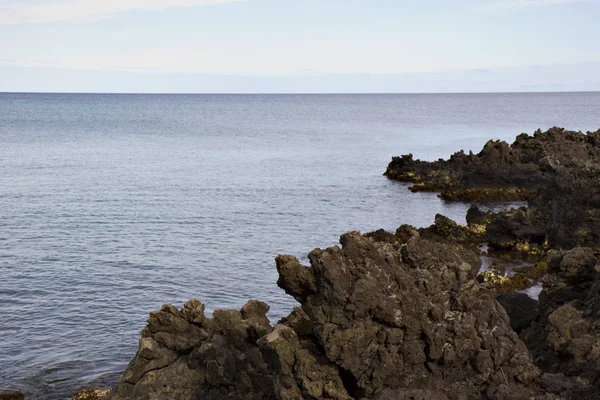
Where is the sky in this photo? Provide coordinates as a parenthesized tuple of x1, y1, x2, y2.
(0, 0, 599, 93)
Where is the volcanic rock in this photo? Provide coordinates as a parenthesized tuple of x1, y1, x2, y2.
(110, 299, 275, 400)
(385, 127, 600, 250)
(520, 247, 600, 388)
(110, 230, 549, 399)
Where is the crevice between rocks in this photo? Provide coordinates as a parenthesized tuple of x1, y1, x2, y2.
(338, 366, 366, 400)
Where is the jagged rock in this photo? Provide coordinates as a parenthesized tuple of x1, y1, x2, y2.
(395, 225, 419, 244)
(538, 373, 600, 400)
(111, 299, 275, 400)
(363, 229, 400, 244)
(259, 325, 353, 400)
(111, 230, 600, 399)
(485, 207, 546, 252)
(521, 247, 600, 388)
(466, 204, 493, 226)
(275, 232, 539, 398)
(385, 127, 600, 250)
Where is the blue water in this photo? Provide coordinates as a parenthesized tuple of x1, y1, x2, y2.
(1, 92, 599, 399)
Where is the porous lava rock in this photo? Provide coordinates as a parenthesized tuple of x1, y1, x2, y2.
(112, 231, 547, 399)
(273, 231, 540, 399)
(111, 299, 275, 400)
(521, 247, 600, 390)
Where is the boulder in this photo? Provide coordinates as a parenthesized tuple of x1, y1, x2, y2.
(111, 299, 275, 400)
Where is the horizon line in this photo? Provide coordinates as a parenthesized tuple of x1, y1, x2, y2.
(2, 90, 600, 95)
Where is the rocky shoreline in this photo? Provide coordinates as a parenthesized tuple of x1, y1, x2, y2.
(6, 127, 600, 399)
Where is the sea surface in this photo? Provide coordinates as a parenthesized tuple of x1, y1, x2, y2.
(1, 92, 599, 399)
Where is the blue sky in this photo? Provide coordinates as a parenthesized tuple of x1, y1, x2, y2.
(1, 0, 599, 92)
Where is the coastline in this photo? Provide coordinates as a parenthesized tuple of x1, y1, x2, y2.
(48, 127, 600, 399)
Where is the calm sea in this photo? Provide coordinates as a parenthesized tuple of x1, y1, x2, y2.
(1, 92, 599, 399)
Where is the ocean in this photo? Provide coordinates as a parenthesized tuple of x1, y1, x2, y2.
(1, 92, 599, 398)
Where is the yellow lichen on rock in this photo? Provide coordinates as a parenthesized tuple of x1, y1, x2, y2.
(72, 389, 111, 400)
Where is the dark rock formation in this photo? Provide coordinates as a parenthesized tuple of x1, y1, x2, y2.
(273, 231, 540, 399)
(520, 248, 600, 386)
(106, 127, 600, 399)
(385, 127, 600, 250)
(484, 207, 546, 252)
(111, 299, 275, 400)
(110, 231, 560, 399)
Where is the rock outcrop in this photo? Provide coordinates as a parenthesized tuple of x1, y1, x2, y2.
(385, 127, 600, 250)
(521, 247, 600, 389)
(109, 231, 565, 399)
(272, 231, 540, 399)
(104, 127, 600, 400)
(111, 299, 275, 400)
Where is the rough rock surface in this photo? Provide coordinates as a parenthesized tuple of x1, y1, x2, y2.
(273, 231, 540, 399)
(385, 127, 600, 250)
(112, 231, 548, 399)
(111, 299, 275, 400)
(105, 128, 600, 400)
(521, 247, 600, 390)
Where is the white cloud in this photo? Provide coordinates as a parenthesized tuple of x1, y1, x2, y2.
(0, 0, 244, 25)
(481, 0, 599, 11)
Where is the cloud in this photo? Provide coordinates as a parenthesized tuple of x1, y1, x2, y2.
(480, 0, 599, 11)
(0, 0, 244, 25)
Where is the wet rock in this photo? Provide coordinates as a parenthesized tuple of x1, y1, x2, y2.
(466, 204, 493, 226)
(479, 269, 537, 295)
(440, 187, 537, 203)
(485, 207, 546, 253)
